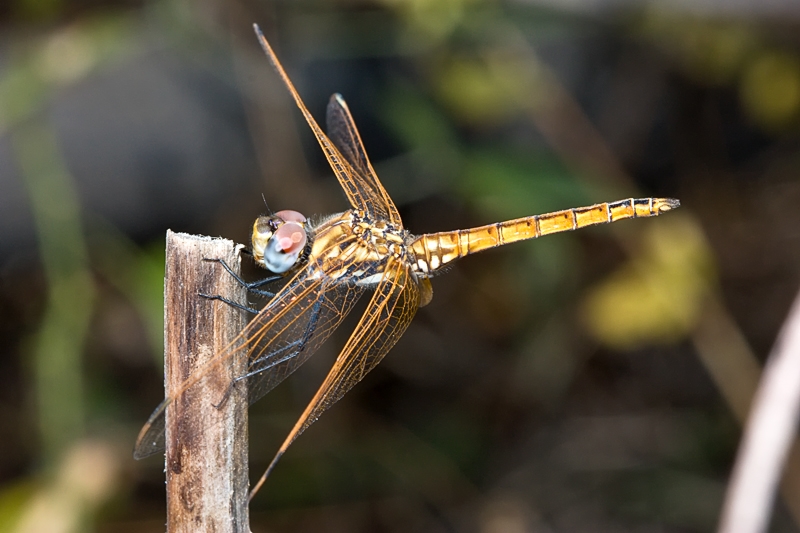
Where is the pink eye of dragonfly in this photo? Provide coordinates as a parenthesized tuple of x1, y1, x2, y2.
(134, 23, 680, 500)
(275, 222, 306, 253)
(273, 209, 306, 223)
(251, 211, 309, 273)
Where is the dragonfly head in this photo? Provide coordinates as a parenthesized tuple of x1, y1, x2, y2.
(251, 210, 308, 273)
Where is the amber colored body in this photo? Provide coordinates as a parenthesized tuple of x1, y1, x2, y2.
(410, 197, 678, 275)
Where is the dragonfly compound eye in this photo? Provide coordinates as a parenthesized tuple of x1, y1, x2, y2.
(262, 221, 307, 273)
(274, 222, 307, 254)
(251, 212, 308, 273)
(274, 209, 307, 224)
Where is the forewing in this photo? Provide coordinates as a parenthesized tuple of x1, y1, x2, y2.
(326, 94, 402, 226)
(250, 260, 421, 496)
(254, 25, 394, 224)
(134, 234, 367, 459)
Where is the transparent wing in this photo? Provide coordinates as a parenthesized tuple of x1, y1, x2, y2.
(242, 269, 365, 407)
(254, 24, 399, 225)
(326, 94, 402, 226)
(134, 235, 368, 459)
(250, 259, 421, 496)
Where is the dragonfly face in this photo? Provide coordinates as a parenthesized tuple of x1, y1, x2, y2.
(134, 23, 680, 500)
(251, 209, 309, 273)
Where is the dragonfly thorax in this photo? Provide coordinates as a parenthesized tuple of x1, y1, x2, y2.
(308, 210, 414, 287)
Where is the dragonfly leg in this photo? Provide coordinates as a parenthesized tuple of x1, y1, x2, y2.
(237, 339, 305, 381)
(198, 293, 260, 315)
(212, 335, 308, 410)
(228, 297, 324, 404)
(250, 297, 323, 372)
(203, 257, 282, 298)
(211, 297, 323, 410)
(211, 380, 240, 409)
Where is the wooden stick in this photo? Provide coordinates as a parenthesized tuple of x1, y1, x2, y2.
(164, 231, 249, 533)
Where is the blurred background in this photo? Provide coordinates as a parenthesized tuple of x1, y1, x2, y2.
(1, 0, 800, 531)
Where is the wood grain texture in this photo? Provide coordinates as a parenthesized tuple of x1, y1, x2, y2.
(164, 231, 249, 533)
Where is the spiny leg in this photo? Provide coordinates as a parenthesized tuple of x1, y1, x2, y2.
(213, 297, 324, 410)
(245, 297, 323, 381)
(198, 292, 260, 315)
(199, 256, 285, 314)
(209, 338, 305, 410)
(203, 257, 282, 298)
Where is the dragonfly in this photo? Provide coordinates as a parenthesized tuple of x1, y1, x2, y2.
(135, 23, 680, 499)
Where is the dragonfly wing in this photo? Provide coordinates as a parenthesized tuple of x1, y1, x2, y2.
(250, 260, 421, 496)
(243, 274, 366, 407)
(133, 397, 170, 459)
(134, 236, 368, 459)
(254, 25, 395, 224)
(326, 94, 402, 226)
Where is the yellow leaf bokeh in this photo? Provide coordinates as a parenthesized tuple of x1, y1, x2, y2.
(582, 216, 714, 350)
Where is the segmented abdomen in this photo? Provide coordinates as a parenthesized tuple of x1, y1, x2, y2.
(410, 197, 679, 275)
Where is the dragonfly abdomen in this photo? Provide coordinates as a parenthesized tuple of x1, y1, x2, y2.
(410, 197, 679, 275)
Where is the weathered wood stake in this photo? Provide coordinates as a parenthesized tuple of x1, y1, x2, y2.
(164, 231, 249, 533)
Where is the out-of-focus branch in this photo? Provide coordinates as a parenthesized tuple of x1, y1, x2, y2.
(717, 288, 800, 533)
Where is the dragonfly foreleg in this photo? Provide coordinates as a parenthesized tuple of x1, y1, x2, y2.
(203, 257, 282, 298)
(198, 293, 260, 315)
